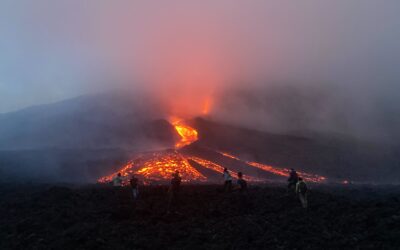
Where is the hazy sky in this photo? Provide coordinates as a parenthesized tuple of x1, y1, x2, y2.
(1, 1, 400, 114)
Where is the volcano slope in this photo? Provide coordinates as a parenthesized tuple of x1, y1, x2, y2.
(187, 118, 400, 184)
(96, 117, 400, 186)
(1, 183, 400, 249)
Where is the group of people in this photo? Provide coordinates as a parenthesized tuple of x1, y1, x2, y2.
(112, 172, 140, 200)
(222, 168, 248, 193)
(111, 171, 183, 213)
(111, 167, 307, 212)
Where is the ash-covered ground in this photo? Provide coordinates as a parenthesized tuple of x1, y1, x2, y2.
(1, 184, 400, 250)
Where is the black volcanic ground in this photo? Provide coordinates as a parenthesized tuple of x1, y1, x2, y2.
(1, 184, 399, 249)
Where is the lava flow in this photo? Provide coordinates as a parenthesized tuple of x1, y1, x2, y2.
(98, 151, 206, 184)
(98, 120, 205, 184)
(134, 151, 206, 183)
(98, 119, 328, 185)
(246, 161, 326, 183)
(172, 119, 199, 148)
(216, 150, 326, 183)
(188, 156, 264, 182)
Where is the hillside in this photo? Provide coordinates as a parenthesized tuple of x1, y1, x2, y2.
(0, 94, 399, 183)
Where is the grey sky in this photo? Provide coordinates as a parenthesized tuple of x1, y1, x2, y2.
(0, 1, 400, 114)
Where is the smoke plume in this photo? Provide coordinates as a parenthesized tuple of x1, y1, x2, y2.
(1, 1, 400, 141)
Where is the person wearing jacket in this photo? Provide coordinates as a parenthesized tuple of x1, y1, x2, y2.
(296, 177, 308, 208)
(223, 168, 233, 192)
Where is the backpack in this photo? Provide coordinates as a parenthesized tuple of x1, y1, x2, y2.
(298, 181, 308, 194)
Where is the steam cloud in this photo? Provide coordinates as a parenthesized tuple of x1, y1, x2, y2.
(1, 1, 400, 142)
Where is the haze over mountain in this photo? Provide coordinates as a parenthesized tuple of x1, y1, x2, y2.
(0, 92, 175, 151)
(1, 1, 400, 140)
(0, 91, 399, 183)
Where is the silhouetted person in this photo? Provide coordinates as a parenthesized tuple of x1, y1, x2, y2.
(237, 172, 248, 192)
(296, 177, 308, 208)
(236, 172, 252, 213)
(113, 173, 124, 187)
(287, 168, 299, 193)
(167, 171, 182, 213)
(223, 168, 233, 192)
(112, 173, 125, 202)
(129, 174, 139, 201)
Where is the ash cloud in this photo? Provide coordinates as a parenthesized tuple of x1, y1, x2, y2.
(1, 1, 400, 141)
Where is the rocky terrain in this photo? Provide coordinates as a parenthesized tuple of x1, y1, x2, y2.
(1, 183, 400, 249)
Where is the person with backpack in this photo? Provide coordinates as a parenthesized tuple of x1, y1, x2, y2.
(223, 168, 233, 192)
(296, 177, 308, 208)
(167, 171, 182, 213)
(287, 168, 299, 194)
(129, 174, 139, 201)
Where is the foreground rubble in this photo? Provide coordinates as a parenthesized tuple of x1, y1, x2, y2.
(1, 184, 399, 249)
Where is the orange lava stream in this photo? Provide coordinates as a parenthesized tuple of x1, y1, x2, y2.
(97, 151, 207, 185)
(97, 161, 135, 184)
(246, 162, 326, 183)
(202, 97, 212, 115)
(188, 156, 263, 182)
(98, 120, 204, 185)
(218, 151, 327, 183)
(173, 120, 199, 148)
(98, 119, 326, 185)
(136, 152, 206, 183)
(216, 151, 241, 161)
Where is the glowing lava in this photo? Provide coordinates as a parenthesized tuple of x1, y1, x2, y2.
(246, 161, 326, 183)
(217, 151, 327, 183)
(97, 160, 135, 184)
(188, 156, 263, 182)
(98, 151, 206, 185)
(98, 120, 203, 185)
(135, 151, 206, 183)
(202, 97, 212, 115)
(98, 119, 329, 185)
(172, 120, 199, 148)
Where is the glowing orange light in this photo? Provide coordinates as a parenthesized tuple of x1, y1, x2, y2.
(189, 156, 263, 182)
(98, 151, 206, 185)
(246, 161, 326, 183)
(218, 151, 327, 183)
(171, 119, 199, 148)
(202, 97, 212, 115)
(217, 151, 241, 161)
(98, 131, 328, 185)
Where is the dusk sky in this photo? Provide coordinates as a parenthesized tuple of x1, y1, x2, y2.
(1, 1, 399, 114)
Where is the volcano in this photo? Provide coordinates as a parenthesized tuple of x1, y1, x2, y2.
(98, 118, 327, 184)
(2, 93, 399, 184)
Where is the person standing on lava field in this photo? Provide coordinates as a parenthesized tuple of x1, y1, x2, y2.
(129, 174, 139, 201)
(236, 172, 251, 213)
(296, 177, 308, 209)
(287, 168, 299, 194)
(167, 171, 182, 213)
(113, 173, 124, 187)
(237, 172, 248, 193)
(223, 168, 233, 192)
